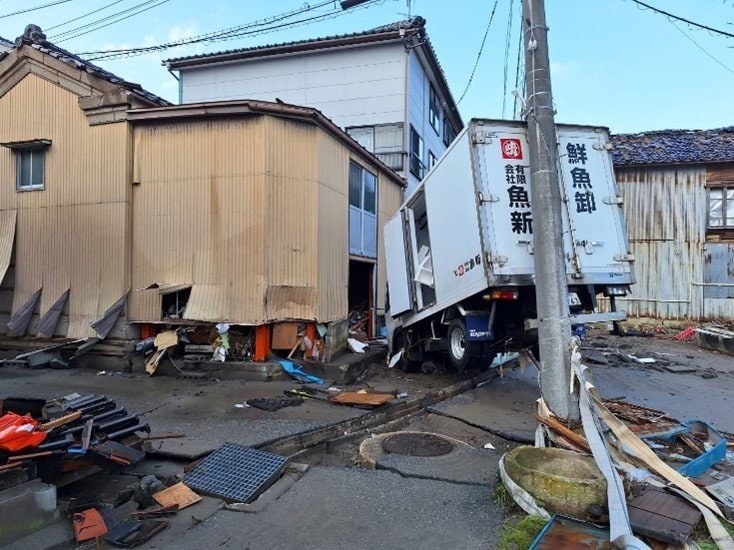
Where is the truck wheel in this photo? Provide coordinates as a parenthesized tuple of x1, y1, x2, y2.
(394, 331, 419, 373)
(447, 318, 482, 371)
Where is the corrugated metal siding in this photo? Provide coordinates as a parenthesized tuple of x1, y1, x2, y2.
(612, 166, 707, 319)
(133, 116, 325, 324)
(0, 75, 130, 337)
(316, 131, 349, 321)
(264, 117, 319, 320)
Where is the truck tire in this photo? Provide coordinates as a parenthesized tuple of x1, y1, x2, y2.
(447, 318, 483, 371)
(394, 331, 419, 373)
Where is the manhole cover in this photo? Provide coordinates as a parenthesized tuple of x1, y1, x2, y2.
(382, 433, 454, 457)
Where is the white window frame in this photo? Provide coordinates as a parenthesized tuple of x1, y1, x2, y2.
(16, 148, 46, 191)
(707, 186, 734, 229)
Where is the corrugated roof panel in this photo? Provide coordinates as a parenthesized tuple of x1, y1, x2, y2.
(36, 288, 69, 338)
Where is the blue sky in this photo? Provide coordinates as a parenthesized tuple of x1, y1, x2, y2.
(1, 0, 732, 133)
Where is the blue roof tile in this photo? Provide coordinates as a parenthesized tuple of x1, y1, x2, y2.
(611, 128, 734, 166)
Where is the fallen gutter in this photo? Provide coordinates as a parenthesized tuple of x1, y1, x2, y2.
(258, 367, 507, 457)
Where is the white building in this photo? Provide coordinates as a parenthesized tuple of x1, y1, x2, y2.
(165, 17, 463, 195)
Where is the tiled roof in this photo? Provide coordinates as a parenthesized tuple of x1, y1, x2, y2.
(11, 24, 170, 106)
(164, 17, 427, 64)
(611, 128, 734, 166)
(0, 35, 13, 50)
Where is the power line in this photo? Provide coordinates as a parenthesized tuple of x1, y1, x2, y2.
(457, 0, 501, 105)
(502, 0, 515, 118)
(77, 0, 378, 61)
(46, 0, 128, 31)
(512, 2, 524, 119)
(52, 0, 169, 41)
(670, 20, 734, 75)
(628, 0, 734, 39)
(0, 0, 75, 20)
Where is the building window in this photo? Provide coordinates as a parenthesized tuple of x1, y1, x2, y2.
(428, 151, 437, 170)
(410, 126, 425, 179)
(429, 85, 441, 136)
(346, 124, 405, 172)
(16, 148, 45, 191)
(443, 117, 456, 147)
(708, 187, 734, 229)
(349, 162, 378, 258)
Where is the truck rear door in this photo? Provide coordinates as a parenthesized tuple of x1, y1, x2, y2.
(384, 213, 413, 316)
(473, 123, 547, 277)
(557, 129, 632, 280)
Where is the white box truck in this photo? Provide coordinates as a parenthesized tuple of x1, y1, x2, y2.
(384, 119, 634, 371)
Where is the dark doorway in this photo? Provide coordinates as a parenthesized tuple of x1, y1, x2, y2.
(348, 259, 374, 337)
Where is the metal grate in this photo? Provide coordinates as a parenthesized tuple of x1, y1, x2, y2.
(183, 443, 287, 503)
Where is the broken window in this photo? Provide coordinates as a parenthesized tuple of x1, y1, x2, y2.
(708, 187, 734, 229)
(409, 126, 425, 179)
(349, 162, 378, 258)
(429, 85, 441, 136)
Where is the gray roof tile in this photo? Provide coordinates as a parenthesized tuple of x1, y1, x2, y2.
(611, 128, 734, 166)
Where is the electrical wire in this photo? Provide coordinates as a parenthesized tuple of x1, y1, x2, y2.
(0, 0, 75, 20)
(75, 0, 336, 58)
(46, 0, 128, 32)
(512, 2, 524, 120)
(51, 0, 170, 41)
(456, 0, 501, 105)
(627, 0, 734, 39)
(502, 0, 515, 118)
(78, 0, 381, 61)
(670, 20, 734, 75)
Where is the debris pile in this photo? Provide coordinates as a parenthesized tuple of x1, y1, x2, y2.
(0, 393, 153, 546)
(500, 345, 734, 549)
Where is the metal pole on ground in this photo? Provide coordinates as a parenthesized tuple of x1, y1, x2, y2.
(521, 0, 579, 420)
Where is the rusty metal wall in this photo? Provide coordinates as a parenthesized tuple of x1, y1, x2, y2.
(612, 166, 709, 320)
(0, 74, 130, 338)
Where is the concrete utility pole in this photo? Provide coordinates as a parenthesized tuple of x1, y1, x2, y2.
(521, 0, 579, 420)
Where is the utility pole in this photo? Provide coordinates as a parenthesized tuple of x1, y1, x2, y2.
(522, 0, 579, 420)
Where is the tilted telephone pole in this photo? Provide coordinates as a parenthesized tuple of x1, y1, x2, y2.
(522, 0, 579, 420)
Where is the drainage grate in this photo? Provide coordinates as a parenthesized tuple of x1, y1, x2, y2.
(382, 433, 454, 457)
(183, 443, 287, 503)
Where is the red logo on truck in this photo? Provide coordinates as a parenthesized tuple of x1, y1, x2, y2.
(500, 138, 522, 160)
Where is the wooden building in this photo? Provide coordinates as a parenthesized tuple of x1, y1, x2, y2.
(610, 128, 734, 321)
(0, 26, 404, 355)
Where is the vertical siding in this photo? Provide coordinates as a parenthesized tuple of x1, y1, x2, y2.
(131, 117, 268, 323)
(377, 170, 404, 313)
(613, 166, 707, 319)
(316, 131, 349, 321)
(263, 117, 319, 320)
(132, 116, 323, 324)
(0, 74, 130, 338)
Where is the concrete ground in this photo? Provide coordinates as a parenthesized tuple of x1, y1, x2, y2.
(1, 326, 731, 548)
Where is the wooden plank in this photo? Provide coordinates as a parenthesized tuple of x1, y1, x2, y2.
(153, 482, 201, 510)
(627, 486, 701, 545)
(330, 392, 393, 407)
(271, 322, 300, 350)
(39, 410, 82, 431)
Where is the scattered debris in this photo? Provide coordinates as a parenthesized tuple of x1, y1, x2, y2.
(530, 515, 610, 549)
(628, 355, 656, 364)
(347, 338, 368, 354)
(72, 507, 108, 543)
(330, 391, 394, 407)
(247, 395, 303, 412)
(277, 359, 324, 385)
(153, 482, 202, 510)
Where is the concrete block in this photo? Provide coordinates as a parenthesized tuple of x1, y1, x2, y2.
(0, 479, 60, 546)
